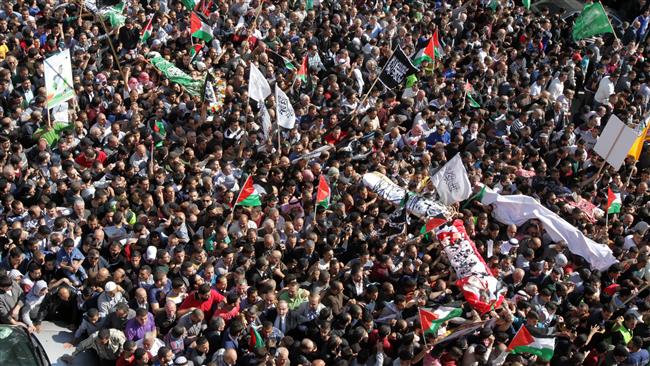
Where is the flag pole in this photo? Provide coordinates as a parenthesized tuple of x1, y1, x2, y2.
(354, 47, 396, 115)
(313, 193, 318, 225)
(94, 14, 126, 85)
(418, 308, 430, 348)
(277, 126, 281, 152)
(232, 176, 248, 208)
(605, 10, 619, 40)
(605, 209, 609, 239)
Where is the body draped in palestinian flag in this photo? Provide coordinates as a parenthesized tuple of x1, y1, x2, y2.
(234, 176, 262, 207)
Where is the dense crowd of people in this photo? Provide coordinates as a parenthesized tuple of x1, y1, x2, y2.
(2, 0, 650, 365)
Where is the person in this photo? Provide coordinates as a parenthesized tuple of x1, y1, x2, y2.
(62, 328, 127, 366)
(73, 307, 104, 344)
(177, 283, 224, 319)
(20, 279, 48, 332)
(116, 340, 137, 366)
(0, 274, 24, 325)
(97, 281, 125, 318)
(124, 307, 156, 341)
(262, 300, 304, 337)
(4, 1, 650, 365)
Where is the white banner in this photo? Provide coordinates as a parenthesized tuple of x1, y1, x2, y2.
(275, 85, 296, 129)
(51, 102, 69, 123)
(248, 64, 271, 103)
(260, 102, 271, 141)
(481, 189, 617, 271)
(44, 49, 75, 109)
(593, 114, 637, 171)
(430, 154, 472, 205)
(363, 172, 453, 219)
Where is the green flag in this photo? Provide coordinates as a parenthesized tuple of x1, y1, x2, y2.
(461, 185, 487, 209)
(467, 93, 481, 108)
(488, 0, 498, 11)
(306, 0, 313, 10)
(101, 2, 126, 28)
(572, 3, 614, 41)
(406, 74, 418, 88)
(149, 55, 205, 97)
(522, 0, 531, 9)
(182, 0, 200, 11)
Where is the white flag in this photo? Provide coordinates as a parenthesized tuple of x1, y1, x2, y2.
(430, 154, 472, 205)
(260, 102, 272, 141)
(275, 85, 296, 129)
(481, 189, 617, 271)
(248, 64, 271, 103)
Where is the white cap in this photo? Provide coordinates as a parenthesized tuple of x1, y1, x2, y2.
(105, 281, 117, 292)
(146, 246, 157, 261)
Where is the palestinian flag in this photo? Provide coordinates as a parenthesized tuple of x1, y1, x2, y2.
(465, 82, 481, 108)
(508, 326, 555, 361)
(140, 17, 153, 43)
(268, 51, 297, 71)
(296, 56, 307, 82)
(152, 120, 166, 148)
(413, 30, 444, 66)
(419, 307, 463, 336)
(190, 44, 203, 60)
(316, 175, 331, 209)
(607, 186, 622, 214)
(235, 176, 262, 207)
(283, 57, 297, 71)
(190, 12, 213, 42)
(249, 326, 265, 351)
(200, 0, 213, 16)
(420, 217, 447, 235)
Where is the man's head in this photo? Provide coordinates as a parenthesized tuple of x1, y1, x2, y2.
(97, 328, 111, 345)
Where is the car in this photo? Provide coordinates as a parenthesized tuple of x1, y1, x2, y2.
(0, 325, 51, 366)
(531, 0, 625, 37)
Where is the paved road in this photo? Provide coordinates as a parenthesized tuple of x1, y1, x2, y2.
(34, 321, 97, 366)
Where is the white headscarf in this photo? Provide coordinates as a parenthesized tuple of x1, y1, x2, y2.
(25, 280, 48, 307)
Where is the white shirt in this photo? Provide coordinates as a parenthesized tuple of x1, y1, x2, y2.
(624, 234, 638, 250)
(594, 76, 615, 104)
(547, 77, 564, 101)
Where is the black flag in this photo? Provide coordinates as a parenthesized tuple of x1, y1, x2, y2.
(378, 46, 419, 89)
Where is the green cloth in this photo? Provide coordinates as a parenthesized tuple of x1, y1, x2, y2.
(572, 2, 614, 41)
(34, 122, 73, 147)
(101, 2, 126, 28)
(149, 55, 205, 97)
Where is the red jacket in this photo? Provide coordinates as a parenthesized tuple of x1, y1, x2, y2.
(75, 149, 107, 168)
(178, 289, 225, 319)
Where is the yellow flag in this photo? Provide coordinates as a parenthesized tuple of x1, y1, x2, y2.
(628, 116, 650, 160)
